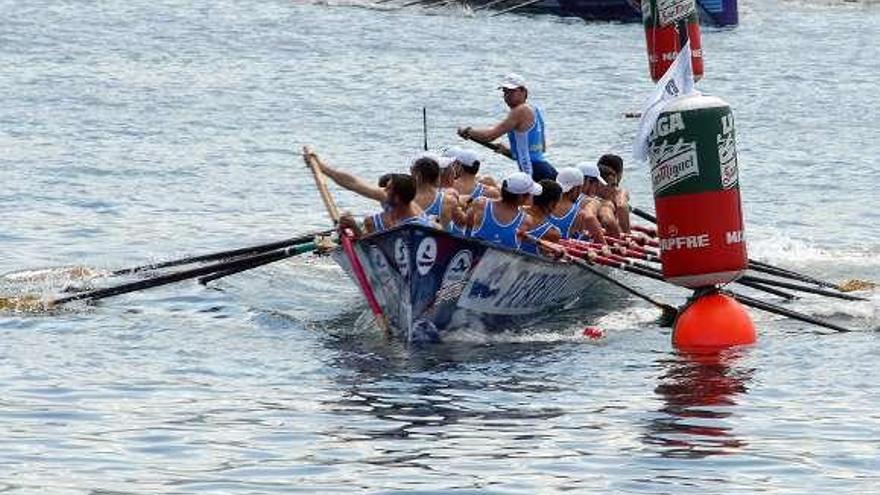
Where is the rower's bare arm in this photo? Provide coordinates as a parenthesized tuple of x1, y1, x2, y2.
(318, 161, 387, 203)
(579, 212, 606, 245)
(461, 108, 520, 143)
(467, 197, 488, 230)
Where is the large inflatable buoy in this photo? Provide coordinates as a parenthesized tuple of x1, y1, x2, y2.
(673, 291, 756, 349)
(647, 94, 747, 288)
(642, 0, 703, 82)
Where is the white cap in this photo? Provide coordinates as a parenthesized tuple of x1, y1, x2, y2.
(455, 149, 480, 167)
(498, 73, 527, 90)
(442, 146, 463, 158)
(502, 172, 542, 195)
(437, 155, 455, 169)
(577, 162, 608, 185)
(556, 167, 584, 193)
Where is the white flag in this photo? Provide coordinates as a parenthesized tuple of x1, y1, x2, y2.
(633, 41, 698, 163)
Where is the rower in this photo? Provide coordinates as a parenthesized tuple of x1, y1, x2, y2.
(548, 167, 606, 244)
(410, 153, 465, 230)
(596, 154, 632, 233)
(340, 174, 431, 236)
(450, 148, 500, 203)
(468, 172, 539, 249)
(311, 153, 387, 203)
(576, 162, 622, 238)
(519, 179, 562, 256)
(457, 73, 558, 182)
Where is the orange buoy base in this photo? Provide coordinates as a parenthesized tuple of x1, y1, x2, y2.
(673, 292, 756, 350)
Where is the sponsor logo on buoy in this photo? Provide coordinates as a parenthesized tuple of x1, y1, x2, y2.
(717, 114, 738, 189)
(416, 237, 437, 276)
(651, 140, 699, 193)
(660, 233, 710, 251)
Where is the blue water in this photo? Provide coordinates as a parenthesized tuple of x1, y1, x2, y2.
(1, 0, 879, 492)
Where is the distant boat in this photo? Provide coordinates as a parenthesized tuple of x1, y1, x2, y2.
(494, 0, 738, 27)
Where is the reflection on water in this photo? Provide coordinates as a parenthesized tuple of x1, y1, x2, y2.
(322, 331, 567, 464)
(644, 349, 754, 459)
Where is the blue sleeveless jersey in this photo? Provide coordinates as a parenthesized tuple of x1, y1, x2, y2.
(470, 201, 524, 249)
(547, 197, 584, 239)
(507, 105, 547, 178)
(424, 190, 443, 219)
(370, 212, 431, 233)
(448, 183, 487, 237)
(520, 221, 558, 255)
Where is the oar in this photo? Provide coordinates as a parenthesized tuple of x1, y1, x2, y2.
(560, 239, 858, 333)
(111, 230, 331, 276)
(726, 290, 855, 333)
(198, 242, 318, 285)
(491, 0, 543, 15)
(474, 0, 514, 11)
(303, 147, 390, 336)
(531, 236, 679, 326)
(628, 205, 875, 293)
(0, 244, 319, 312)
(461, 134, 513, 159)
(739, 274, 867, 301)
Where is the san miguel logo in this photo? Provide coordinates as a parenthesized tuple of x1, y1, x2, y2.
(658, 0, 695, 25)
(650, 138, 699, 193)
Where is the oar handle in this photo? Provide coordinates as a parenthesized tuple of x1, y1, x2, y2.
(461, 134, 513, 160)
(302, 147, 341, 223)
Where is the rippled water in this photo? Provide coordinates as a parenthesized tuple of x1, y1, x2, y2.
(1, 0, 879, 492)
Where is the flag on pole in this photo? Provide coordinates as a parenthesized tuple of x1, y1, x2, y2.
(633, 41, 698, 163)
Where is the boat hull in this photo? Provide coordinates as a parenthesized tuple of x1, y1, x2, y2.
(333, 224, 622, 342)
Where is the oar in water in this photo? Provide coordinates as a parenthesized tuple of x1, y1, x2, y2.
(628, 205, 875, 293)
(0, 244, 318, 312)
(561, 240, 858, 334)
(531, 236, 679, 327)
(726, 291, 855, 333)
(111, 229, 332, 276)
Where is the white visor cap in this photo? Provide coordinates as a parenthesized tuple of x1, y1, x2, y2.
(498, 73, 527, 90)
(556, 167, 585, 193)
(503, 172, 542, 195)
(577, 162, 608, 185)
(455, 149, 480, 167)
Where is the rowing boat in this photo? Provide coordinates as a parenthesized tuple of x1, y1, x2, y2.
(332, 223, 626, 342)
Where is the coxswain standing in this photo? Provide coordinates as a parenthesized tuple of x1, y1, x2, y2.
(548, 167, 607, 244)
(468, 172, 540, 249)
(457, 74, 558, 182)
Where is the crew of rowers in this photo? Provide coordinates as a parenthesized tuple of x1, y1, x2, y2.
(322, 149, 631, 255)
(321, 72, 632, 255)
